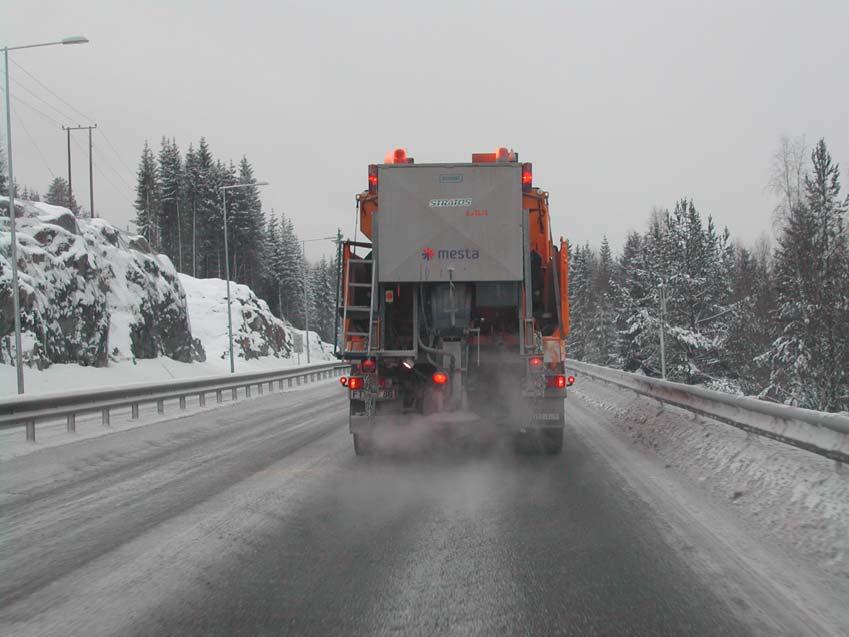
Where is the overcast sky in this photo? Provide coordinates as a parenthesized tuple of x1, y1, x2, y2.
(3, 0, 848, 260)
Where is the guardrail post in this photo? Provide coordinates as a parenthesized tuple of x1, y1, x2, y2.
(216, 390, 223, 404)
(26, 421, 35, 442)
(245, 385, 252, 398)
(288, 378, 293, 388)
(257, 383, 263, 396)
(269, 381, 274, 393)
(102, 408, 110, 426)
(279, 379, 285, 390)
(67, 413, 76, 432)
(231, 387, 238, 401)
(157, 399, 165, 415)
(131, 403, 140, 419)
(296, 376, 301, 386)
(179, 395, 187, 410)
(199, 392, 206, 407)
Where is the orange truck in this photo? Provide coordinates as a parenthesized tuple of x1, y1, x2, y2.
(337, 148, 572, 454)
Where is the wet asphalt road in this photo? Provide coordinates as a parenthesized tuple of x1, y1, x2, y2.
(0, 380, 823, 636)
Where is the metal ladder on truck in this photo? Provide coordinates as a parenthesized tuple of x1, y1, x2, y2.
(341, 243, 379, 358)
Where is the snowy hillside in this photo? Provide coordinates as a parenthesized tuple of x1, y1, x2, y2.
(1, 199, 333, 397)
(179, 274, 333, 367)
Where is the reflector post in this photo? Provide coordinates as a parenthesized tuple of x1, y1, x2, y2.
(567, 375, 575, 386)
(340, 376, 348, 386)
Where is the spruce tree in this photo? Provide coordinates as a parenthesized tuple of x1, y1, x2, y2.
(589, 236, 618, 365)
(158, 137, 184, 269)
(133, 141, 160, 247)
(765, 139, 849, 411)
(45, 177, 80, 212)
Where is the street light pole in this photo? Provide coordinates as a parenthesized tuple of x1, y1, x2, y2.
(302, 239, 310, 364)
(219, 181, 268, 373)
(2, 35, 88, 395)
(222, 188, 234, 374)
(301, 235, 336, 364)
(659, 282, 667, 380)
(3, 48, 23, 395)
(161, 195, 183, 272)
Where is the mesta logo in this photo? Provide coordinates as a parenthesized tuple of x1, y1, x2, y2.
(421, 246, 479, 261)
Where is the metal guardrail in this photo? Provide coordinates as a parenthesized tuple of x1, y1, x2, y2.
(566, 359, 849, 464)
(0, 362, 349, 442)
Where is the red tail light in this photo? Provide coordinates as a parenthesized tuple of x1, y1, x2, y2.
(567, 375, 575, 386)
(348, 376, 364, 390)
(522, 163, 533, 191)
(362, 358, 376, 373)
(432, 371, 449, 385)
(368, 164, 378, 194)
(546, 375, 566, 389)
(340, 376, 348, 386)
(528, 356, 543, 368)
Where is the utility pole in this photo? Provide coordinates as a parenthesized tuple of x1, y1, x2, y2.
(62, 124, 96, 216)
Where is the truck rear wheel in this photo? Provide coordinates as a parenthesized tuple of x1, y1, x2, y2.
(542, 428, 563, 455)
(353, 433, 370, 456)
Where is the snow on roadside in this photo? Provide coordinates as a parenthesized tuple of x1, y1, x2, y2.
(570, 380, 849, 581)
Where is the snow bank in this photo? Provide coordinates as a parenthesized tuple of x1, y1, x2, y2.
(572, 380, 849, 581)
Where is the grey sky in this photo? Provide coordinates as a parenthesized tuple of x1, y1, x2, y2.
(4, 0, 848, 260)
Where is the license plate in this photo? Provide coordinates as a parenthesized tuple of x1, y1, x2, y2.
(533, 413, 561, 421)
(351, 389, 396, 401)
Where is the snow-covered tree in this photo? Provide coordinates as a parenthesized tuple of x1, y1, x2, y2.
(46, 177, 80, 213)
(588, 236, 618, 365)
(158, 137, 185, 270)
(764, 139, 849, 411)
(133, 141, 159, 246)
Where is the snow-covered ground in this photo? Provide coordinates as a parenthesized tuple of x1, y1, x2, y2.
(570, 379, 849, 582)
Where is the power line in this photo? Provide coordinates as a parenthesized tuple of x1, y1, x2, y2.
(9, 77, 83, 126)
(9, 58, 95, 123)
(91, 140, 134, 189)
(0, 88, 64, 127)
(10, 104, 57, 179)
(97, 128, 137, 180)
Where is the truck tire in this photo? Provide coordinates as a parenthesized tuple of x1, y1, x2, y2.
(542, 428, 563, 455)
(353, 434, 370, 456)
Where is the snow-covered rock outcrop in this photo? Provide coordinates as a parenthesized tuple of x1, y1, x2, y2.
(180, 275, 295, 362)
(1, 199, 202, 369)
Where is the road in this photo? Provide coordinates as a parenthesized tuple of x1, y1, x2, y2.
(0, 379, 843, 636)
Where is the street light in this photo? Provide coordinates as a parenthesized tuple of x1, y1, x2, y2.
(301, 235, 336, 364)
(3, 35, 89, 395)
(218, 181, 269, 373)
(658, 281, 667, 380)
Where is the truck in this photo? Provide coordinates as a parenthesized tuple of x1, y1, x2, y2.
(337, 147, 572, 455)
